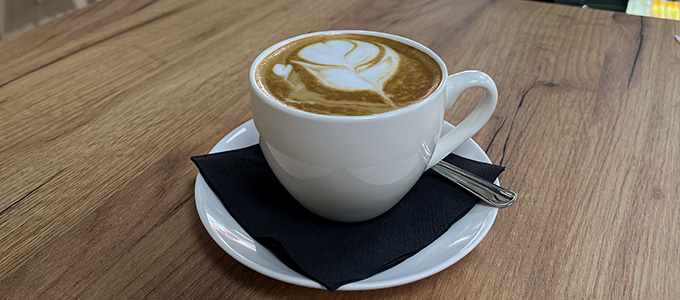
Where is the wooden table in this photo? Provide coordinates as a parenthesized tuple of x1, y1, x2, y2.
(2, 0, 679, 298)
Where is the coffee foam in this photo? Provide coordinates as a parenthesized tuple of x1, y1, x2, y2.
(256, 33, 441, 116)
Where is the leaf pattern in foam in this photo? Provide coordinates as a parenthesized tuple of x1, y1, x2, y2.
(289, 39, 400, 107)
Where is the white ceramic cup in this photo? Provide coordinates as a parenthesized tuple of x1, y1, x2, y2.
(250, 30, 497, 222)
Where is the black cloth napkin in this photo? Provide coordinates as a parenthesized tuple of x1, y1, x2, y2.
(191, 145, 504, 291)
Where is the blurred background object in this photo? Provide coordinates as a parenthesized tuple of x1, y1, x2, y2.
(555, 0, 629, 11)
(534, 0, 680, 19)
(627, 0, 680, 19)
(666, 0, 680, 20)
(0, 0, 99, 41)
(532, 0, 628, 11)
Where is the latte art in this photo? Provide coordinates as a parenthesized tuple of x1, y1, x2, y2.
(256, 33, 441, 116)
(278, 39, 400, 107)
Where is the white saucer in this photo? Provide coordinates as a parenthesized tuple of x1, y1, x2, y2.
(194, 120, 499, 291)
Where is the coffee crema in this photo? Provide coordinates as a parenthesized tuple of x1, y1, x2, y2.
(255, 33, 442, 116)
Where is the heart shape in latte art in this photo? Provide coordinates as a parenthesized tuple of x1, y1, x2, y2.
(274, 39, 400, 107)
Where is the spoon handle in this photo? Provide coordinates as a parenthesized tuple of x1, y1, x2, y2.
(431, 160, 517, 208)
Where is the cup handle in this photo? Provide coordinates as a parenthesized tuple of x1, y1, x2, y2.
(426, 70, 498, 169)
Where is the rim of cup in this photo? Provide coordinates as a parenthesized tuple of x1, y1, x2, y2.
(249, 30, 449, 121)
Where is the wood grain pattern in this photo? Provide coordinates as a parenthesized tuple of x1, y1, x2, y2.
(1, 0, 679, 298)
